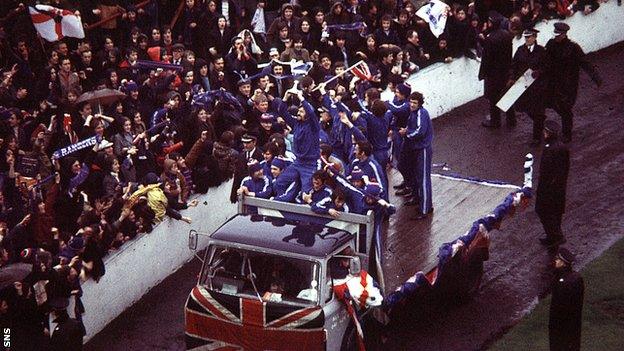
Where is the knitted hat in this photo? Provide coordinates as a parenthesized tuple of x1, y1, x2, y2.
(271, 157, 288, 170)
(364, 182, 382, 198)
(396, 83, 411, 97)
(248, 161, 262, 174)
(348, 167, 364, 181)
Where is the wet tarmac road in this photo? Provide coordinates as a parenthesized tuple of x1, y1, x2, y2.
(85, 43, 624, 351)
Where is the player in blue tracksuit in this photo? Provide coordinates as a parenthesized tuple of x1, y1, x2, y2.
(386, 83, 412, 187)
(337, 114, 388, 200)
(357, 99, 391, 170)
(323, 94, 352, 162)
(272, 93, 320, 193)
(299, 170, 333, 205)
(400, 91, 434, 219)
(311, 189, 350, 217)
(327, 167, 396, 216)
(259, 142, 280, 181)
(349, 141, 389, 201)
(237, 162, 272, 199)
(270, 157, 299, 202)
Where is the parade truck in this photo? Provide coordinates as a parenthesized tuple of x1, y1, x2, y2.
(185, 195, 383, 351)
(184, 156, 534, 351)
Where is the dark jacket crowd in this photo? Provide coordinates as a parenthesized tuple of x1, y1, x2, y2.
(0, 0, 599, 349)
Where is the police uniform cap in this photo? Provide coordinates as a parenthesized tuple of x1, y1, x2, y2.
(522, 28, 539, 37)
(544, 120, 561, 136)
(241, 133, 257, 143)
(49, 296, 70, 310)
(556, 247, 575, 265)
(554, 22, 570, 35)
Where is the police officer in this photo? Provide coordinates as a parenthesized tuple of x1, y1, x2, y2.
(47, 296, 84, 351)
(510, 29, 547, 146)
(536, 120, 569, 247)
(544, 22, 602, 143)
(479, 11, 516, 128)
(549, 247, 584, 351)
(400, 91, 434, 219)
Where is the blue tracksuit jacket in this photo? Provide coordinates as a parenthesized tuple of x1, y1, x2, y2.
(404, 107, 433, 150)
(240, 176, 272, 199)
(273, 98, 319, 164)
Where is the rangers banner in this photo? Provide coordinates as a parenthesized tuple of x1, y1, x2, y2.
(416, 0, 451, 38)
(185, 286, 326, 350)
(29, 5, 85, 42)
(52, 136, 98, 160)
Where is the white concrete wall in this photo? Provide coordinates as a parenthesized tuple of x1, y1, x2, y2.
(81, 179, 236, 341)
(408, 1, 624, 119)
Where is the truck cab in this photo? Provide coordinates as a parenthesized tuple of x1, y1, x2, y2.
(185, 196, 378, 351)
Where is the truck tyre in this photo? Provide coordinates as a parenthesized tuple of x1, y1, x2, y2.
(340, 314, 382, 351)
(340, 321, 358, 351)
(362, 313, 382, 351)
(465, 261, 484, 298)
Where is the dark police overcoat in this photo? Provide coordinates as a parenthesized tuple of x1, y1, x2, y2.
(549, 268, 584, 351)
(536, 140, 570, 217)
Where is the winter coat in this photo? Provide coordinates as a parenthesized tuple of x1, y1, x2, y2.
(549, 268, 584, 351)
(510, 43, 547, 114)
(544, 37, 601, 110)
(478, 27, 513, 100)
(536, 140, 569, 216)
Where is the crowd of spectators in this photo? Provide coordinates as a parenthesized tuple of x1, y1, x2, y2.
(0, 0, 608, 348)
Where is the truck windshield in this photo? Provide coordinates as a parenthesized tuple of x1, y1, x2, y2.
(202, 245, 321, 307)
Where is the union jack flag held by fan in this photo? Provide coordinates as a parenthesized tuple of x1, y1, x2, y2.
(185, 286, 326, 350)
(29, 5, 85, 42)
(350, 61, 374, 81)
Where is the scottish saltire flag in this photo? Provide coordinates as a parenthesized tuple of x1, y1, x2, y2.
(350, 61, 373, 81)
(185, 286, 326, 350)
(29, 5, 85, 42)
(416, 0, 451, 38)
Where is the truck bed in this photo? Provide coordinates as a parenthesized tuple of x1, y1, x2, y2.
(382, 171, 520, 291)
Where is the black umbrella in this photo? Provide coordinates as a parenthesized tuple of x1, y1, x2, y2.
(76, 88, 126, 113)
(0, 263, 33, 290)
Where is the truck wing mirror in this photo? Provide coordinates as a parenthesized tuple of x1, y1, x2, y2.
(189, 230, 198, 251)
(349, 256, 361, 276)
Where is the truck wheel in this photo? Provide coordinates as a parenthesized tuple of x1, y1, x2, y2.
(466, 262, 484, 298)
(341, 315, 383, 351)
(362, 314, 383, 351)
(340, 322, 358, 351)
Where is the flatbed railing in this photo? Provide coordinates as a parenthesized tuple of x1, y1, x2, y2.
(237, 195, 375, 257)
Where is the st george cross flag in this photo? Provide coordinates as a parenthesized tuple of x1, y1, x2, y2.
(350, 61, 373, 81)
(29, 5, 85, 42)
(416, 0, 451, 38)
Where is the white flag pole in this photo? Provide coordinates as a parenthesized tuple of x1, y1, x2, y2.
(312, 60, 364, 92)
